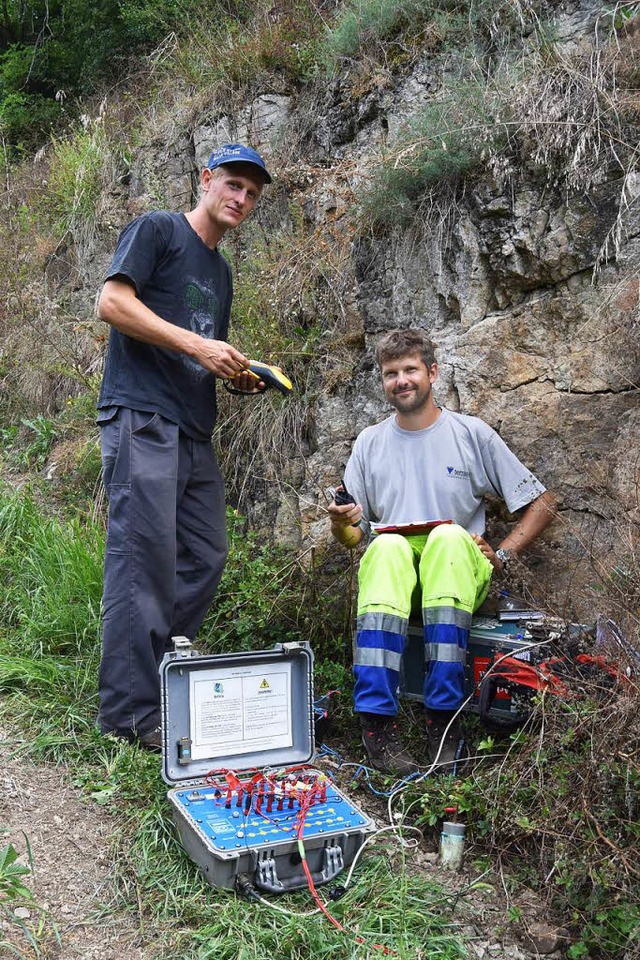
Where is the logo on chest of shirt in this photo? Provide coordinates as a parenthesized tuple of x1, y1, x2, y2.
(446, 466, 471, 480)
(183, 282, 219, 330)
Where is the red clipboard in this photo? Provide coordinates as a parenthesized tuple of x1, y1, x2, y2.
(371, 520, 452, 536)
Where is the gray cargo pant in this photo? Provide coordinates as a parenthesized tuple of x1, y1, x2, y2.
(97, 407, 227, 736)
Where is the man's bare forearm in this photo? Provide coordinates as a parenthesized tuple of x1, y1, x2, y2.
(98, 279, 248, 378)
(99, 280, 199, 353)
(499, 491, 557, 556)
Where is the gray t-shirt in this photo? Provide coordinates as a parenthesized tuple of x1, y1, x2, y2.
(343, 408, 546, 537)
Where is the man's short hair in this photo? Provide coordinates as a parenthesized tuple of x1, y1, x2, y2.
(375, 329, 437, 369)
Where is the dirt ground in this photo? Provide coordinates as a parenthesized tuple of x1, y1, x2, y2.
(0, 726, 160, 960)
(0, 723, 568, 960)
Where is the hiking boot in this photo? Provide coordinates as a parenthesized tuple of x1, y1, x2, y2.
(359, 713, 418, 776)
(101, 725, 162, 753)
(137, 726, 162, 752)
(425, 712, 465, 771)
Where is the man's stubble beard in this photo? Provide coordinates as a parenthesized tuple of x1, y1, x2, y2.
(389, 382, 432, 416)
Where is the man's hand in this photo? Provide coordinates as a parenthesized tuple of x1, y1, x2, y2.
(191, 339, 249, 379)
(471, 534, 503, 571)
(228, 369, 266, 394)
(328, 498, 364, 548)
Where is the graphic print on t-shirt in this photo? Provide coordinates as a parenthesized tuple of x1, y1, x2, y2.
(181, 276, 221, 378)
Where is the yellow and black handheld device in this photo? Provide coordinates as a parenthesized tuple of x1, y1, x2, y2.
(224, 361, 293, 396)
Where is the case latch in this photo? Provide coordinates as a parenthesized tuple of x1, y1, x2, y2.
(177, 736, 193, 765)
(254, 842, 345, 892)
(172, 636, 195, 658)
(281, 641, 310, 654)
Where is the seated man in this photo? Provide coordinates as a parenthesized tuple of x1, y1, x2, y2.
(328, 328, 556, 774)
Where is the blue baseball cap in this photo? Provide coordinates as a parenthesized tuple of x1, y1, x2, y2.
(206, 143, 272, 184)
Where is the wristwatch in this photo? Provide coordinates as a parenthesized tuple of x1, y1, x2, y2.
(495, 548, 513, 572)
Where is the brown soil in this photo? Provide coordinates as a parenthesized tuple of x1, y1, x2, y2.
(0, 726, 162, 960)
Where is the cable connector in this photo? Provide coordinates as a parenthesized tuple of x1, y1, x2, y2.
(235, 874, 260, 901)
(328, 885, 346, 900)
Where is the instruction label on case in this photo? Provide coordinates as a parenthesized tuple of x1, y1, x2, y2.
(189, 662, 292, 760)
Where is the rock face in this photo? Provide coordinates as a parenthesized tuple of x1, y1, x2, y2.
(284, 20, 636, 620)
(86, 0, 638, 620)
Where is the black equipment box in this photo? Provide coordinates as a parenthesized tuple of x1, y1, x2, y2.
(160, 639, 375, 893)
(400, 616, 538, 722)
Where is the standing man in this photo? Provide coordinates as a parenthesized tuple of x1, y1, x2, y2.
(328, 328, 556, 774)
(96, 144, 271, 749)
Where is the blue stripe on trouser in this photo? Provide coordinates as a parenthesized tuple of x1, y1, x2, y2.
(423, 622, 468, 710)
(353, 628, 406, 716)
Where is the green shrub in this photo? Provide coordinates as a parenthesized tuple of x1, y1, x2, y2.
(325, 0, 439, 59)
(359, 80, 509, 230)
(0, 89, 63, 153)
(322, 0, 527, 67)
(0, 1, 250, 151)
(411, 687, 640, 960)
(199, 508, 304, 651)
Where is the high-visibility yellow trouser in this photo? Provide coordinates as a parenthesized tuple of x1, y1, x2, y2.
(353, 524, 493, 715)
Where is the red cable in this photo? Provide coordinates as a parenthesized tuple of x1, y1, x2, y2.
(295, 796, 397, 955)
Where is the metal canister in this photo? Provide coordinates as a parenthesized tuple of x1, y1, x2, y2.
(439, 821, 465, 870)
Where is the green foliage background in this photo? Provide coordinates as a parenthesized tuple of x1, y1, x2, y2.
(0, 0, 254, 151)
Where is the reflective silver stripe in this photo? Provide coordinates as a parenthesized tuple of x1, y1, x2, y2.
(354, 647, 403, 672)
(356, 612, 408, 635)
(422, 606, 472, 629)
(425, 642, 467, 664)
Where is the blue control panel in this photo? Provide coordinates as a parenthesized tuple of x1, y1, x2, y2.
(173, 780, 369, 853)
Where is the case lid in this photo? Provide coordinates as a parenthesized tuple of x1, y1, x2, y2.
(160, 641, 315, 786)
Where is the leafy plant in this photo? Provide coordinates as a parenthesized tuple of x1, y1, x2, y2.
(0, 835, 52, 958)
(0, 839, 33, 905)
(0, 416, 57, 471)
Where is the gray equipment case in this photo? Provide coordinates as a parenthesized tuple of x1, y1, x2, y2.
(160, 640, 375, 893)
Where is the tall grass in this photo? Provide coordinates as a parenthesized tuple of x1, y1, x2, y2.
(0, 490, 103, 746)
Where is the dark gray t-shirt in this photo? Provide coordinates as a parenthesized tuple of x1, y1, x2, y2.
(344, 408, 546, 536)
(97, 211, 232, 441)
